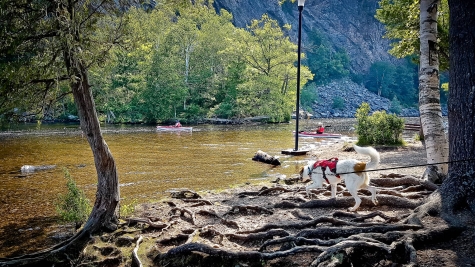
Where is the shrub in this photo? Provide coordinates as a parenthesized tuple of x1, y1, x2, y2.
(119, 199, 137, 218)
(389, 96, 403, 114)
(55, 169, 92, 226)
(332, 96, 345, 110)
(355, 102, 405, 145)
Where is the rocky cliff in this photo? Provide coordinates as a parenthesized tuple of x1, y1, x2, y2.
(213, 0, 397, 74)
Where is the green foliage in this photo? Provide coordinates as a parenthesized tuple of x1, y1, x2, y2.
(389, 96, 402, 114)
(300, 83, 318, 112)
(414, 132, 423, 142)
(355, 103, 405, 145)
(119, 199, 138, 218)
(332, 97, 345, 110)
(1, 0, 312, 124)
(222, 14, 313, 122)
(376, 0, 449, 70)
(364, 59, 418, 107)
(304, 30, 350, 84)
(55, 169, 92, 225)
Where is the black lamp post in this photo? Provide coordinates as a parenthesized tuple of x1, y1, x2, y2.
(294, 0, 305, 151)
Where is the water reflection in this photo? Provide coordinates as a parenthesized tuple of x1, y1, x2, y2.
(0, 119, 356, 256)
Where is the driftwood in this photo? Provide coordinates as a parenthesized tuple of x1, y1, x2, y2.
(252, 150, 281, 166)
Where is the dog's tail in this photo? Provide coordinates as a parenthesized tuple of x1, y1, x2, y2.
(353, 145, 380, 170)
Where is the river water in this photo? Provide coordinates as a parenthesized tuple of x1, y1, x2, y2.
(0, 119, 359, 256)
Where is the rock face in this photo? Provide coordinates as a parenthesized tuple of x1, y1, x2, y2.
(213, 0, 397, 74)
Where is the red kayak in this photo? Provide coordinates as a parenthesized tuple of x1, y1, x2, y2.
(293, 131, 342, 138)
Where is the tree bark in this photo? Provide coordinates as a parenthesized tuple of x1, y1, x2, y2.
(65, 48, 120, 232)
(441, 0, 475, 226)
(419, 0, 449, 180)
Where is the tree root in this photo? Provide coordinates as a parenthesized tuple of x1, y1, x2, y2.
(275, 195, 423, 209)
(170, 207, 196, 224)
(225, 229, 290, 244)
(223, 205, 274, 216)
(131, 235, 143, 267)
(196, 209, 240, 229)
(333, 210, 406, 223)
(126, 218, 168, 229)
(371, 177, 438, 191)
(75, 174, 466, 267)
(168, 189, 202, 199)
(181, 198, 213, 207)
(257, 186, 293, 195)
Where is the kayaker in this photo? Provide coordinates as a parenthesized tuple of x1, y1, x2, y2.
(174, 120, 182, 127)
(316, 122, 325, 134)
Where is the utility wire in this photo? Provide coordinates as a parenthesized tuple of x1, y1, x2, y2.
(336, 158, 475, 175)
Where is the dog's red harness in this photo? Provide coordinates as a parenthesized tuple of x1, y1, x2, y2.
(312, 158, 340, 184)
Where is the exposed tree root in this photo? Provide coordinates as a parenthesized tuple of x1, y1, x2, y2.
(170, 207, 196, 224)
(275, 195, 423, 209)
(126, 218, 168, 229)
(67, 174, 471, 267)
(371, 177, 438, 191)
(224, 205, 274, 216)
(182, 199, 213, 207)
(258, 186, 294, 195)
(131, 235, 143, 267)
(168, 189, 202, 199)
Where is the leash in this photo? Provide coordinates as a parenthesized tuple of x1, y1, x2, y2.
(335, 158, 475, 175)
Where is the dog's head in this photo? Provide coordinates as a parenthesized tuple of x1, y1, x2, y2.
(300, 161, 325, 187)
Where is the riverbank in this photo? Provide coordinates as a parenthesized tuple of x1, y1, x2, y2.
(3, 139, 474, 266)
(71, 140, 473, 267)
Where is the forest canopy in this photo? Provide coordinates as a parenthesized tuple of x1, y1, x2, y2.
(1, 0, 423, 124)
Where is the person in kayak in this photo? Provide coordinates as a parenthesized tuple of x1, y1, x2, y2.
(174, 120, 182, 127)
(316, 122, 325, 134)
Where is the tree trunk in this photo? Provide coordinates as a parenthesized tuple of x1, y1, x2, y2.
(441, 0, 475, 226)
(418, 0, 449, 180)
(65, 49, 120, 232)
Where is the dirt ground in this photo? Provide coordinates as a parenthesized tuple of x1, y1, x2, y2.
(74, 140, 475, 267)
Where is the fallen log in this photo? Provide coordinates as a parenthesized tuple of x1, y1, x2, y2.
(252, 150, 281, 166)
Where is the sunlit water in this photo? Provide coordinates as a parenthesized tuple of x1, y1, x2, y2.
(0, 119, 358, 256)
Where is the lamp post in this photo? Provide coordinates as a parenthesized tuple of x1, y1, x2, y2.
(294, 0, 305, 151)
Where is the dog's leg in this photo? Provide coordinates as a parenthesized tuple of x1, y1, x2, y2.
(306, 182, 319, 199)
(330, 184, 337, 198)
(367, 185, 378, 205)
(360, 173, 378, 206)
(347, 188, 361, 212)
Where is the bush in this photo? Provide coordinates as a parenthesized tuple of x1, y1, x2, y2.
(55, 169, 92, 226)
(332, 96, 345, 110)
(355, 102, 405, 145)
(389, 96, 403, 114)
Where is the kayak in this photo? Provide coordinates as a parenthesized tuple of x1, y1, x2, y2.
(156, 126, 193, 132)
(294, 131, 342, 138)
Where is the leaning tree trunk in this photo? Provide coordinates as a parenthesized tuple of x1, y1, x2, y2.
(418, 0, 449, 181)
(67, 51, 120, 232)
(0, 43, 120, 267)
(440, 0, 475, 226)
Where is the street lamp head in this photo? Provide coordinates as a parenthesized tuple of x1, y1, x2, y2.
(298, 0, 306, 7)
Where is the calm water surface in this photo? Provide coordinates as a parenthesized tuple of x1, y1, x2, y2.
(0, 119, 356, 255)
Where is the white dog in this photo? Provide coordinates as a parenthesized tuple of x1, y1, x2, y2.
(299, 145, 380, 211)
